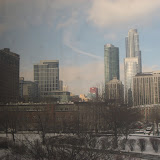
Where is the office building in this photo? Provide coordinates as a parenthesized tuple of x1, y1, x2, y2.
(104, 44, 119, 84)
(124, 29, 142, 105)
(34, 60, 59, 96)
(34, 60, 70, 102)
(133, 71, 160, 106)
(88, 87, 98, 100)
(106, 77, 124, 102)
(59, 80, 63, 91)
(0, 48, 20, 103)
(19, 77, 38, 102)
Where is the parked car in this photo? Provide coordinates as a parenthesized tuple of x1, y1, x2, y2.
(144, 126, 152, 135)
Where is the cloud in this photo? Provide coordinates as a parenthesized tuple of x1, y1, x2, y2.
(65, 41, 103, 60)
(63, 31, 103, 60)
(143, 65, 160, 72)
(0, 0, 52, 33)
(88, 0, 160, 28)
(60, 61, 104, 94)
(0, 0, 87, 33)
(56, 11, 78, 29)
(104, 33, 117, 40)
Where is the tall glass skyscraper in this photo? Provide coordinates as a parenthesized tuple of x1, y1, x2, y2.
(104, 44, 119, 85)
(34, 60, 59, 97)
(124, 29, 142, 105)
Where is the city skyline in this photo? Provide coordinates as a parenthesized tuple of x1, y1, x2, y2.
(1, 0, 160, 94)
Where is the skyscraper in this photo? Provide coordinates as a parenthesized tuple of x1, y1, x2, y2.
(87, 87, 98, 100)
(104, 44, 119, 84)
(34, 60, 59, 97)
(0, 48, 20, 103)
(34, 60, 70, 102)
(106, 77, 124, 102)
(133, 71, 160, 106)
(59, 80, 63, 91)
(124, 29, 142, 105)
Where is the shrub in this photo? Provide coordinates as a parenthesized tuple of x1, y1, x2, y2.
(8, 141, 27, 155)
(137, 138, 147, 152)
(0, 140, 8, 149)
(150, 138, 160, 153)
(128, 139, 136, 151)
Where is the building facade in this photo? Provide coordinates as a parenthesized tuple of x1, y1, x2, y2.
(133, 71, 160, 106)
(0, 48, 20, 104)
(59, 80, 63, 91)
(34, 60, 59, 96)
(104, 44, 119, 84)
(34, 60, 70, 102)
(88, 87, 98, 100)
(19, 77, 38, 102)
(124, 29, 142, 105)
(106, 77, 124, 102)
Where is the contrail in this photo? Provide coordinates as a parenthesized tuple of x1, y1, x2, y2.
(66, 42, 102, 60)
(64, 31, 102, 60)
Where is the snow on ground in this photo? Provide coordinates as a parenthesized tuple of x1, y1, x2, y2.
(0, 132, 160, 158)
(125, 134, 160, 155)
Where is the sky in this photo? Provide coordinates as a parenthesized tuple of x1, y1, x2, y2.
(1, 0, 160, 95)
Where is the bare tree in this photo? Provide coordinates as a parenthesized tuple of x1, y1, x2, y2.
(150, 107, 160, 136)
(107, 104, 123, 149)
(35, 109, 49, 145)
(0, 107, 9, 137)
(120, 107, 141, 140)
(8, 111, 19, 142)
(0, 107, 20, 142)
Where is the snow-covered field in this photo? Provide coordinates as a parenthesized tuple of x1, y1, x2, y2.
(0, 132, 160, 159)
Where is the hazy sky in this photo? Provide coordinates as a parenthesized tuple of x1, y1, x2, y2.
(1, 0, 160, 94)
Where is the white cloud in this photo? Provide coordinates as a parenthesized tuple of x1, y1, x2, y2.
(88, 0, 160, 28)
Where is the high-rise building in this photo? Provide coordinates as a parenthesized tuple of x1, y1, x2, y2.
(0, 48, 20, 103)
(34, 60, 70, 102)
(133, 71, 160, 106)
(124, 29, 142, 105)
(59, 80, 63, 91)
(88, 87, 98, 100)
(106, 77, 124, 102)
(19, 77, 38, 102)
(104, 44, 119, 84)
(34, 60, 59, 97)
